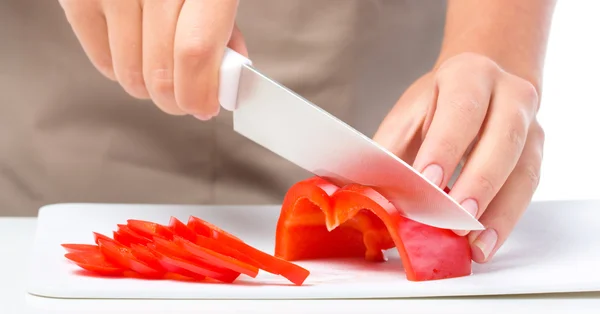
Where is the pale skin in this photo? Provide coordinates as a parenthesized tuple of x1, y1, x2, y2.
(57, 0, 557, 264)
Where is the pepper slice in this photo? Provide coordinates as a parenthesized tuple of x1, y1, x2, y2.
(146, 245, 209, 281)
(116, 224, 152, 246)
(129, 243, 167, 273)
(193, 234, 261, 267)
(168, 217, 199, 243)
(64, 251, 125, 276)
(174, 236, 259, 278)
(61, 244, 99, 253)
(187, 216, 245, 241)
(188, 216, 310, 285)
(274, 176, 472, 281)
(151, 236, 240, 283)
(93, 232, 113, 245)
(97, 237, 164, 278)
(127, 219, 174, 240)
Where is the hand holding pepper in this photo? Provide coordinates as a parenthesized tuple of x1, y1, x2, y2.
(374, 52, 546, 264)
(373, 0, 555, 264)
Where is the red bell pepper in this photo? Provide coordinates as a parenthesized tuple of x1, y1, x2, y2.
(274, 176, 472, 281)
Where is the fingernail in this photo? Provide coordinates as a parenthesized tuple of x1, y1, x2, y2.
(422, 164, 443, 186)
(461, 199, 479, 217)
(452, 199, 479, 236)
(471, 228, 498, 262)
(194, 114, 212, 121)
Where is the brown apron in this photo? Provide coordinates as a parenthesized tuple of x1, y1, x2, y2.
(0, 0, 446, 216)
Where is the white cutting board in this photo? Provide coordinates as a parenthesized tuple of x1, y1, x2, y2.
(26, 200, 600, 299)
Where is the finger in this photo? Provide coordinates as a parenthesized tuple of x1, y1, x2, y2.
(412, 55, 497, 190)
(450, 75, 539, 236)
(58, 0, 115, 80)
(103, 0, 149, 99)
(372, 73, 436, 164)
(142, 0, 186, 115)
(174, 0, 240, 119)
(468, 121, 545, 263)
(227, 24, 248, 57)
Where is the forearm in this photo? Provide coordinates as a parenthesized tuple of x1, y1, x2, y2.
(434, 0, 557, 95)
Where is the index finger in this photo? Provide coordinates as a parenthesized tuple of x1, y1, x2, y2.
(174, 0, 240, 119)
(412, 55, 497, 190)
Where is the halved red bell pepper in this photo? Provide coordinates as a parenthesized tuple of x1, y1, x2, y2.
(274, 176, 472, 281)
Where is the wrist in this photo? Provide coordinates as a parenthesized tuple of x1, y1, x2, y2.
(433, 0, 557, 98)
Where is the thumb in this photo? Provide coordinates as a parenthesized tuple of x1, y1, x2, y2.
(227, 24, 248, 57)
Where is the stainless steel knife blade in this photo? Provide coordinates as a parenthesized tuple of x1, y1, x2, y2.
(232, 64, 484, 231)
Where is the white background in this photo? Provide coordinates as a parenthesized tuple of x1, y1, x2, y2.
(533, 0, 600, 201)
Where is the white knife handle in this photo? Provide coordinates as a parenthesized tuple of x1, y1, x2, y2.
(219, 47, 253, 111)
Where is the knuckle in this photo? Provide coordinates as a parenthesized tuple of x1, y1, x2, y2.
(437, 53, 500, 78)
(176, 39, 215, 62)
(468, 54, 500, 75)
(475, 174, 497, 196)
(506, 109, 529, 149)
(521, 162, 542, 191)
(146, 69, 174, 96)
(507, 74, 540, 111)
(534, 123, 546, 145)
(507, 125, 526, 151)
(436, 137, 462, 161)
(448, 96, 482, 118)
(528, 120, 546, 146)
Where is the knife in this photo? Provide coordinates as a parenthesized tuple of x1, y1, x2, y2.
(217, 47, 484, 231)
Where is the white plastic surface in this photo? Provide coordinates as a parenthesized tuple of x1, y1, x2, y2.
(218, 47, 252, 111)
(26, 200, 600, 300)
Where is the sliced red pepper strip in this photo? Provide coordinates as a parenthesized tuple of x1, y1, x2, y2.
(64, 251, 125, 276)
(193, 234, 262, 268)
(187, 216, 243, 241)
(213, 233, 309, 285)
(151, 236, 240, 283)
(117, 224, 152, 246)
(274, 176, 472, 282)
(61, 244, 99, 253)
(127, 219, 174, 240)
(97, 237, 164, 278)
(168, 217, 198, 243)
(113, 230, 132, 247)
(145, 244, 211, 282)
(173, 236, 259, 278)
(129, 243, 168, 273)
(93, 232, 113, 245)
(188, 216, 310, 285)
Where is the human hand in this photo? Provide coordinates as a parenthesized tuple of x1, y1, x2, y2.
(373, 52, 545, 264)
(58, 0, 246, 120)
